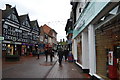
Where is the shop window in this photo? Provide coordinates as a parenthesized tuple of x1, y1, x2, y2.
(95, 21, 120, 78)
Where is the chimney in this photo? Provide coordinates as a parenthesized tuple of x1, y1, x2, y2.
(6, 4, 12, 10)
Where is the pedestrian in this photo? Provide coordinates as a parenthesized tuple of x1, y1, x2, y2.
(45, 48, 54, 62)
(49, 48, 54, 62)
(37, 48, 40, 59)
(57, 48, 63, 66)
(64, 49, 69, 62)
(45, 48, 48, 62)
(32, 47, 36, 56)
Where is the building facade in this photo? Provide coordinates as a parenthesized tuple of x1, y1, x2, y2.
(2, 4, 21, 56)
(30, 20, 40, 52)
(49, 29, 57, 50)
(65, 19, 73, 51)
(2, 4, 40, 57)
(69, 0, 120, 79)
(19, 14, 32, 56)
(39, 24, 57, 52)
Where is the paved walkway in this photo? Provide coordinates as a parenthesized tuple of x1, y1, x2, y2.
(2, 54, 91, 79)
(46, 61, 91, 79)
(2, 55, 57, 78)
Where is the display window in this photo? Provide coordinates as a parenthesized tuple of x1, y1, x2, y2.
(95, 21, 120, 79)
(7, 44, 14, 55)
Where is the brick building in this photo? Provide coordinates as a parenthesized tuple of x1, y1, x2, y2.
(39, 24, 57, 53)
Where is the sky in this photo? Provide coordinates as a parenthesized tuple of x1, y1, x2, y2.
(0, 0, 72, 41)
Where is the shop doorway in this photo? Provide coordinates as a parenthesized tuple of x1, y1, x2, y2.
(95, 20, 120, 79)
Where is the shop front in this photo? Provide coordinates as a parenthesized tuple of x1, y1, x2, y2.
(21, 44, 27, 56)
(2, 41, 22, 56)
(77, 41, 82, 64)
(22, 43, 33, 56)
(95, 19, 120, 79)
(2, 41, 22, 61)
(6, 44, 14, 55)
(74, 35, 82, 64)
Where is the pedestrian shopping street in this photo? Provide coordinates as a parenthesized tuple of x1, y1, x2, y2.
(1, 1, 120, 80)
(2, 54, 91, 79)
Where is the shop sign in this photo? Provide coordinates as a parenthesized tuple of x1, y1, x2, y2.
(0, 37, 4, 40)
(73, 1, 109, 39)
(75, 20, 85, 31)
(10, 41, 14, 44)
(3, 40, 11, 43)
(14, 42, 22, 45)
(108, 51, 113, 65)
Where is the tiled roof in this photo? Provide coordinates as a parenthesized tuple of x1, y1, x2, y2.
(42, 24, 51, 34)
(19, 14, 28, 24)
(2, 7, 17, 19)
(30, 20, 40, 31)
(30, 20, 38, 27)
(19, 15, 25, 23)
(41, 24, 53, 37)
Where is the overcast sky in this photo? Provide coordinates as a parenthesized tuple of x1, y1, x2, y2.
(0, 0, 72, 41)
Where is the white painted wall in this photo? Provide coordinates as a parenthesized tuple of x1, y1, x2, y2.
(76, 3, 81, 21)
(48, 37, 52, 45)
(76, 1, 86, 20)
(88, 24, 96, 75)
(81, 30, 89, 69)
(73, 39, 77, 60)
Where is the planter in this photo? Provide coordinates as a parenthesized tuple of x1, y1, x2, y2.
(5, 55, 20, 61)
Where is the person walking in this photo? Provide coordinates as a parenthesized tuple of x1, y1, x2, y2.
(37, 48, 40, 59)
(57, 48, 63, 67)
(45, 48, 48, 62)
(45, 48, 54, 62)
(49, 48, 54, 62)
(64, 49, 69, 62)
(32, 47, 36, 56)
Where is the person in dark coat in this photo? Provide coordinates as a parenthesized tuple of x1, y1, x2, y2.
(45, 48, 54, 62)
(32, 48, 36, 56)
(49, 48, 54, 62)
(45, 48, 48, 62)
(37, 48, 40, 59)
(57, 48, 63, 66)
(64, 49, 69, 61)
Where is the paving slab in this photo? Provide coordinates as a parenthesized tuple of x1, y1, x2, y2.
(46, 61, 91, 79)
(2, 55, 57, 78)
